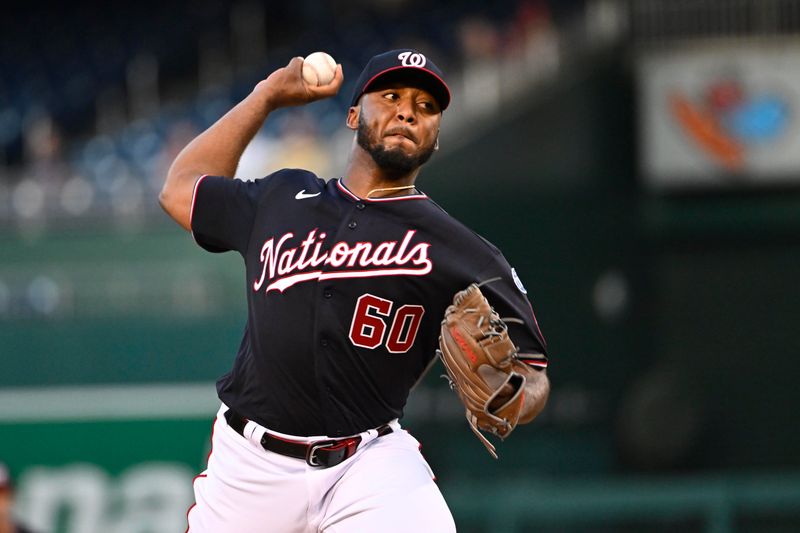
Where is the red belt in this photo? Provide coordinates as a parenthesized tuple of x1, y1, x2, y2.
(224, 408, 393, 468)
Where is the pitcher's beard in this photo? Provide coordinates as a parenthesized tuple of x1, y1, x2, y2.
(357, 114, 435, 177)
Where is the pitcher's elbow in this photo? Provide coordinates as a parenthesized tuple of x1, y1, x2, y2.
(157, 187, 170, 211)
(158, 173, 179, 209)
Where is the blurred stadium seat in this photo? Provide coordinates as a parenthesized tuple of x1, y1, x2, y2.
(0, 0, 590, 223)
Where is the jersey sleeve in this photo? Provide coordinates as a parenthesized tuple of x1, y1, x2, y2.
(475, 254, 548, 370)
(190, 175, 264, 254)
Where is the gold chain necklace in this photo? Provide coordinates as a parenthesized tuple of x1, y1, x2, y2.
(365, 184, 418, 199)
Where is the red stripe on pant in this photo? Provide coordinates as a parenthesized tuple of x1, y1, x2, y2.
(185, 416, 217, 532)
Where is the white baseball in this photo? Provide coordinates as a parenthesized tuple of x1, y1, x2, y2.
(302, 52, 337, 86)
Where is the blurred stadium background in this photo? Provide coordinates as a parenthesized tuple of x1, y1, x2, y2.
(2, 0, 800, 531)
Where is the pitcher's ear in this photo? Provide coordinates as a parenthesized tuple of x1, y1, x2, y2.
(346, 106, 359, 130)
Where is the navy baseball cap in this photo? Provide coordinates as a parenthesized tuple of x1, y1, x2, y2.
(350, 49, 451, 111)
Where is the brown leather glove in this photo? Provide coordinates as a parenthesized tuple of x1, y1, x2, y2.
(438, 283, 526, 459)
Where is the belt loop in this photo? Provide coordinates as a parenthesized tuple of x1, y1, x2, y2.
(224, 408, 248, 435)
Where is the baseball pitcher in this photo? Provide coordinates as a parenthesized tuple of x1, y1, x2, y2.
(159, 48, 550, 533)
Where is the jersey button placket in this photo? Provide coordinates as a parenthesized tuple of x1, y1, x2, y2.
(348, 220, 357, 229)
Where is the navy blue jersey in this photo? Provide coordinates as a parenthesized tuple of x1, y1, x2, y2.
(190, 169, 547, 437)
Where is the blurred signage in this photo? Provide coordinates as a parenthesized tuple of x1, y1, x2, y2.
(638, 39, 800, 190)
(0, 395, 214, 533)
(16, 462, 194, 533)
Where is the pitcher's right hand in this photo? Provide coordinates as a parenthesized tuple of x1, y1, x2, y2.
(255, 56, 343, 111)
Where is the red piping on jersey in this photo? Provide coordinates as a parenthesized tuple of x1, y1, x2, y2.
(189, 175, 210, 244)
(525, 300, 547, 349)
(521, 360, 548, 368)
(336, 179, 428, 202)
(518, 355, 548, 369)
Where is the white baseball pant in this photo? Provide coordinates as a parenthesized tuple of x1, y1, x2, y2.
(186, 404, 456, 532)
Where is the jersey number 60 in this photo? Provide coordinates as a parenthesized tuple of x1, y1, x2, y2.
(349, 293, 425, 354)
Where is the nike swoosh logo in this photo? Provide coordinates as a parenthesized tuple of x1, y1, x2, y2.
(295, 190, 321, 200)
